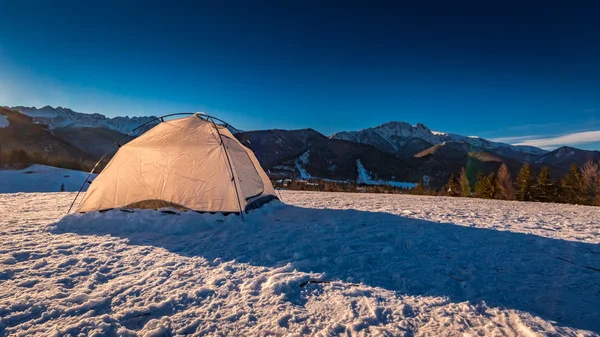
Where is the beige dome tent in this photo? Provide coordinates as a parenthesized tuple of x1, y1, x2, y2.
(73, 114, 278, 215)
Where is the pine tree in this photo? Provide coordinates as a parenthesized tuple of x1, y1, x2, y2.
(496, 163, 514, 200)
(533, 167, 555, 202)
(411, 179, 426, 195)
(459, 167, 471, 197)
(516, 163, 534, 201)
(561, 164, 583, 204)
(474, 172, 498, 199)
(444, 174, 461, 196)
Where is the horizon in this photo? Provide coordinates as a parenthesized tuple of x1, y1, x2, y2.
(6, 104, 599, 153)
(1, 1, 598, 149)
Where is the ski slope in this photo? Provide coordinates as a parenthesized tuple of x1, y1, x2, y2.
(356, 159, 417, 189)
(0, 114, 8, 128)
(0, 191, 599, 336)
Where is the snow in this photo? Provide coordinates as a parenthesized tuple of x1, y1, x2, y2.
(332, 121, 548, 156)
(0, 165, 96, 193)
(0, 191, 599, 336)
(0, 114, 8, 128)
(295, 150, 312, 180)
(357, 159, 417, 188)
(12, 106, 157, 135)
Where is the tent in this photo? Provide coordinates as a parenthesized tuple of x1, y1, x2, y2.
(76, 114, 278, 214)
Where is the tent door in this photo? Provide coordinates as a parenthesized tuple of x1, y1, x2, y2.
(222, 136, 264, 201)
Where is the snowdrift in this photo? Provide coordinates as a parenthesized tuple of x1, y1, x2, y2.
(0, 164, 95, 193)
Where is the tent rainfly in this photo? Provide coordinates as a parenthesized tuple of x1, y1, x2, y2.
(76, 114, 278, 214)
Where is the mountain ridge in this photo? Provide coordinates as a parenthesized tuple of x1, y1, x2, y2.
(11, 105, 158, 136)
(3, 105, 598, 188)
(331, 120, 548, 159)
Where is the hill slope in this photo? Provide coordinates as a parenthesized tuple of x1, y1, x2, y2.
(534, 146, 600, 171)
(0, 107, 91, 159)
(237, 129, 420, 184)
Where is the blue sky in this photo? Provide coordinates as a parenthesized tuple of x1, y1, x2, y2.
(0, 1, 598, 149)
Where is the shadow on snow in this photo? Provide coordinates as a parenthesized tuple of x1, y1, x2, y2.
(52, 204, 600, 332)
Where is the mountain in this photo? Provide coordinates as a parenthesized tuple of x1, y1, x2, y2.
(4, 104, 600, 189)
(331, 121, 547, 161)
(11, 106, 158, 136)
(411, 141, 536, 183)
(7, 106, 157, 158)
(0, 107, 91, 159)
(534, 146, 600, 170)
(50, 127, 136, 156)
(237, 128, 325, 167)
(237, 129, 420, 184)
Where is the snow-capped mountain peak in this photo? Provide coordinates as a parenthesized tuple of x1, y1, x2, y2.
(11, 106, 158, 136)
(331, 120, 548, 158)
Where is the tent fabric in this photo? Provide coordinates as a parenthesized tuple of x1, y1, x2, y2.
(77, 115, 277, 213)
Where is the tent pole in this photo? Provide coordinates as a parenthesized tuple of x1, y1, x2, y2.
(208, 116, 245, 221)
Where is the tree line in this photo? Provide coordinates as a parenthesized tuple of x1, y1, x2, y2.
(440, 162, 600, 206)
(0, 146, 95, 172)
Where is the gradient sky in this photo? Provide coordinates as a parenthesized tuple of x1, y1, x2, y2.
(0, 1, 599, 149)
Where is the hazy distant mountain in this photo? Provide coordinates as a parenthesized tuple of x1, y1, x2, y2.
(11, 106, 157, 136)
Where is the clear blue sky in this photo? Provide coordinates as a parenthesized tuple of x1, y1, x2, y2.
(0, 1, 598, 149)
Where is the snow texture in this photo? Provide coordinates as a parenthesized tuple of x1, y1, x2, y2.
(356, 159, 417, 188)
(1, 191, 599, 336)
(0, 165, 96, 193)
(0, 114, 8, 128)
(295, 150, 312, 180)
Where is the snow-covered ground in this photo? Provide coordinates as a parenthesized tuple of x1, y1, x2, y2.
(0, 165, 95, 193)
(356, 160, 417, 189)
(1, 191, 599, 336)
(0, 114, 8, 128)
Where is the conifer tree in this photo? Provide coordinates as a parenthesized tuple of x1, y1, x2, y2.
(496, 163, 514, 200)
(459, 167, 471, 197)
(474, 172, 498, 199)
(516, 163, 534, 201)
(444, 174, 461, 196)
(411, 179, 426, 195)
(561, 164, 583, 204)
(533, 167, 554, 202)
